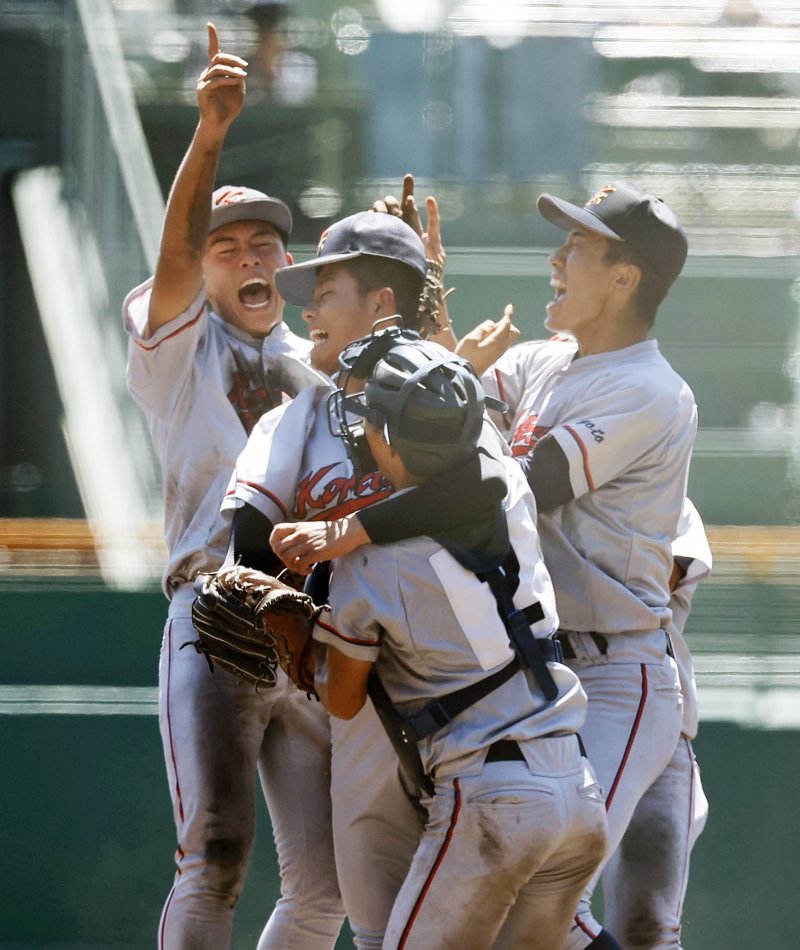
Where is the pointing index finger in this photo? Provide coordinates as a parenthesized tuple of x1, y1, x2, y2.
(207, 22, 219, 61)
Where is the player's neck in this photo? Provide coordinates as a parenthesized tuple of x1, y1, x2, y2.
(574, 316, 649, 358)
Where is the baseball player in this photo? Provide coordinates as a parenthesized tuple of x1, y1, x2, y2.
(602, 499, 711, 949)
(122, 24, 343, 949)
(479, 180, 696, 950)
(302, 333, 609, 949)
(221, 210, 438, 948)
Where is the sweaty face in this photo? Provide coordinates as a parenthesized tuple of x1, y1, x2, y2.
(203, 220, 289, 338)
(304, 263, 384, 377)
(544, 228, 620, 338)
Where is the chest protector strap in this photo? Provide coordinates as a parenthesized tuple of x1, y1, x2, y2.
(377, 540, 561, 746)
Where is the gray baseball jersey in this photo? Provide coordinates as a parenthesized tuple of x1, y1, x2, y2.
(124, 278, 311, 595)
(484, 337, 697, 656)
(221, 376, 392, 525)
(316, 458, 579, 780)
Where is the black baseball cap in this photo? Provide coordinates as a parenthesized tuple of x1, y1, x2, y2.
(537, 181, 688, 290)
(274, 211, 427, 308)
(210, 186, 293, 241)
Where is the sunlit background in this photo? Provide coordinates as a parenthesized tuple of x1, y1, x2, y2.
(1, 1, 799, 946)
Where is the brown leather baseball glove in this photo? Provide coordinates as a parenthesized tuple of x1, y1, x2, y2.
(189, 564, 323, 693)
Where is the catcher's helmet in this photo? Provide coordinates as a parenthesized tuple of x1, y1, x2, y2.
(336, 334, 492, 477)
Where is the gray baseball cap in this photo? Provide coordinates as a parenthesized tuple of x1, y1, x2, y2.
(537, 180, 688, 290)
(210, 185, 293, 241)
(274, 211, 427, 308)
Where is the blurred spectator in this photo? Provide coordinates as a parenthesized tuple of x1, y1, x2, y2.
(245, 0, 290, 86)
(716, 0, 764, 27)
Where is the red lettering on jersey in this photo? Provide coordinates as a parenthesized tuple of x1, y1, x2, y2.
(227, 371, 275, 435)
(295, 465, 390, 521)
(510, 413, 553, 456)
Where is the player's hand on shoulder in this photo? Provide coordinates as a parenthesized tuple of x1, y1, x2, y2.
(196, 22, 247, 132)
(270, 516, 369, 574)
(456, 304, 520, 376)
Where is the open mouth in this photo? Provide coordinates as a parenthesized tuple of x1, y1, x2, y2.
(309, 329, 329, 345)
(547, 277, 566, 309)
(238, 279, 272, 310)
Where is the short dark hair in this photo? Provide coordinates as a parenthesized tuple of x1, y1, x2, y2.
(343, 256, 426, 331)
(603, 239, 668, 327)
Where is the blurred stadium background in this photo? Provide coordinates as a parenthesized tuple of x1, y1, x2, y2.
(1, 0, 799, 946)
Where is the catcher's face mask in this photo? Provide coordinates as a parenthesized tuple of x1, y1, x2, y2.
(328, 389, 385, 480)
(329, 322, 420, 479)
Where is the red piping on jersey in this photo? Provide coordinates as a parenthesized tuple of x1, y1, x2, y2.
(398, 778, 462, 948)
(230, 481, 289, 520)
(572, 914, 601, 940)
(316, 616, 380, 648)
(132, 301, 205, 350)
(605, 664, 649, 810)
(492, 368, 513, 430)
(563, 425, 595, 491)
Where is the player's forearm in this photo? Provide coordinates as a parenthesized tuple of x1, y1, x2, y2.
(318, 646, 370, 720)
(424, 294, 457, 349)
(358, 443, 507, 545)
(163, 122, 224, 252)
(147, 121, 225, 334)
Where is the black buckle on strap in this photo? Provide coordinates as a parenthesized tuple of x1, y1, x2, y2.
(405, 656, 522, 741)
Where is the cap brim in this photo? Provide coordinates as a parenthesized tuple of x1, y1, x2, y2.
(210, 198, 292, 239)
(537, 193, 623, 242)
(274, 250, 367, 307)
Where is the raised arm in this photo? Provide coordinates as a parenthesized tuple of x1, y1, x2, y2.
(147, 23, 247, 336)
(373, 174, 457, 348)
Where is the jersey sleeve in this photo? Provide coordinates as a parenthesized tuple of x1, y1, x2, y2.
(672, 498, 713, 585)
(313, 550, 390, 662)
(221, 385, 323, 524)
(123, 277, 208, 417)
(545, 379, 696, 502)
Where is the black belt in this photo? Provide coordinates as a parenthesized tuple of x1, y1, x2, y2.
(485, 739, 526, 762)
(485, 735, 587, 762)
(555, 631, 608, 659)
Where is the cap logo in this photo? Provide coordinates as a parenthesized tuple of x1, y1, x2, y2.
(317, 225, 331, 254)
(585, 184, 616, 207)
(214, 187, 247, 207)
